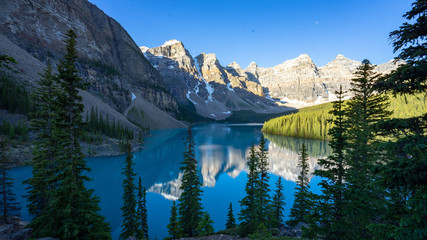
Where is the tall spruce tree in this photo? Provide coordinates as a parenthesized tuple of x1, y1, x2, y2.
(256, 135, 270, 227)
(136, 177, 148, 240)
(372, 1, 427, 238)
(225, 202, 236, 229)
(178, 125, 203, 237)
(121, 142, 138, 239)
(167, 201, 179, 240)
(271, 177, 285, 229)
(287, 143, 311, 227)
(25, 64, 59, 237)
(0, 139, 20, 223)
(43, 29, 111, 239)
(304, 85, 349, 239)
(343, 59, 392, 239)
(238, 145, 259, 235)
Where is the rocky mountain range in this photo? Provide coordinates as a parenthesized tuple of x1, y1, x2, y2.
(141, 40, 288, 120)
(142, 40, 404, 118)
(0, 0, 404, 126)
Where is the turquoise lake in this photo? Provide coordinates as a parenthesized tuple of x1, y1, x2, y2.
(10, 124, 330, 239)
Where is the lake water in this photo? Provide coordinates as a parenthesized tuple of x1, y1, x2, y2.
(10, 123, 330, 239)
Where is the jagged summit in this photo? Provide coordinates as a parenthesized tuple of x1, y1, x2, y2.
(139, 46, 149, 52)
(297, 54, 312, 60)
(140, 39, 403, 114)
(246, 61, 258, 69)
(226, 61, 241, 69)
(162, 39, 182, 46)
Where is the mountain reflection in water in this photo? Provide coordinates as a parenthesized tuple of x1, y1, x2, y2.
(10, 123, 330, 239)
(139, 124, 330, 200)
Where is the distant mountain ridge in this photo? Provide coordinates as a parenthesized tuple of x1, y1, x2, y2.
(141, 40, 404, 118)
(141, 40, 289, 120)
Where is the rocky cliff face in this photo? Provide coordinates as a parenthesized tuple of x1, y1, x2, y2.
(142, 40, 287, 120)
(256, 54, 404, 104)
(0, 0, 180, 119)
(142, 40, 403, 115)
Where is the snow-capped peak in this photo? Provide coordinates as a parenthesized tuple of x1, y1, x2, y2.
(139, 46, 149, 52)
(163, 39, 181, 46)
(297, 54, 311, 61)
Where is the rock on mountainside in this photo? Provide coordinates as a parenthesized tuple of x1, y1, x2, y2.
(257, 54, 405, 104)
(141, 40, 289, 120)
(142, 40, 404, 115)
(0, 0, 185, 129)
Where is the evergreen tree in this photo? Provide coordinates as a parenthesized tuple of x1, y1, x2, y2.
(196, 211, 214, 236)
(377, 0, 426, 95)
(167, 201, 179, 240)
(0, 139, 20, 223)
(25, 64, 59, 237)
(42, 29, 111, 239)
(372, 1, 427, 238)
(304, 85, 349, 239)
(238, 145, 259, 235)
(271, 177, 285, 229)
(178, 125, 203, 237)
(225, 202, 236, 229)
(287, 143, 311, 227)
(136, 177, 148, 240)
(121, 142, 138, 239)
(343, 59, 391, 239)
(256, 135, 270, 227)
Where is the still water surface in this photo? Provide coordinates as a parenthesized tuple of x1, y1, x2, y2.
(10, 124, 330, 239)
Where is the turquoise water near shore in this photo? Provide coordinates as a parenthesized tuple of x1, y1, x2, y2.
(10, 124, 329, 239)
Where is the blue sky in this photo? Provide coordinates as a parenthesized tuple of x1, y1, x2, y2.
(88, 0, 413, 68)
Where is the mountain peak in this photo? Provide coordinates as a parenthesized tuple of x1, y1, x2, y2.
(334, 54, 349, 60)
(246, 61, 258, 69)
(297, 54, 312, 61)
(162, 39, 182, 46)
(227, 61, 241, 69)
(139, 46, 149, 52)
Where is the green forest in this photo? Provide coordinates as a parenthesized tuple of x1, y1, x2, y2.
(262, 93, 427, 140)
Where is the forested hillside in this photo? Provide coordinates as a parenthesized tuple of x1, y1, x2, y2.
(262, 93, 427, 140)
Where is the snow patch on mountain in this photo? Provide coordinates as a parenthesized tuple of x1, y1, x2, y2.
(163, 39, 181, 46)
(131, 91, 136, 101)
(227, 82, 235, 92)
(194, 57, 214, 102)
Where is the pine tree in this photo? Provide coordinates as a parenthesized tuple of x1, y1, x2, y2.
(136, 177, 148, 240)
(238, 145, 259, 235)
(377, 0, 426, 95)
(371, 1, 427, 238)
(0, 139, 20, 223)
(178, 125, 203, 237)
(196, 211, 214, 236)
(256, 135, 270, 227)
(42, 29, 111, 239)
(304, 85, 348, 239)
(343, 59, 391, 239)
(287, 143, 311, 227)
(271, 177, 285, 229)
(25, 64, 59, 237)
(225, 202, 236, 229)
(167, 201, 179, 240)
(121, 142, 138, 239)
